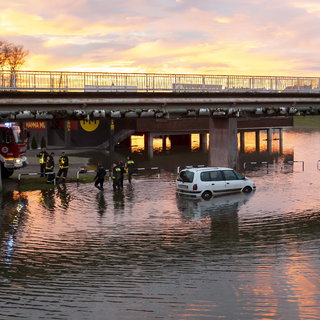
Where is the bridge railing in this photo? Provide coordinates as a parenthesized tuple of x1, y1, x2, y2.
(1, 71, 320, 93)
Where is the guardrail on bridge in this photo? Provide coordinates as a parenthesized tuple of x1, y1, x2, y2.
(1, 70, 320, 93)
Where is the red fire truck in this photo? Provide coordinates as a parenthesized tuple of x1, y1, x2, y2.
(0, 123, 28, 178)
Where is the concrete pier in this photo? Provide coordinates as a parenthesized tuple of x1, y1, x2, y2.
(255, 130, 260, 152)
(144, 133, 154, 159)
(200, 133, 208, 152)
(209, 118, 238, 169)
(64, 121, 71, 149)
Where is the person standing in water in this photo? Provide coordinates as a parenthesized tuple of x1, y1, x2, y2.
(94, 163, 107, 191)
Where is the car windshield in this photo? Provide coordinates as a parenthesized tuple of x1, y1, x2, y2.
(179, 170, 194, 183)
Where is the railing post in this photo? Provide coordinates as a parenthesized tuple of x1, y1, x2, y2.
(146, 73, 148, 92)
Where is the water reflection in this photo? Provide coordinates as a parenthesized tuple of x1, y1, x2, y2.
(0, 191, 29, 267)
(176, 192, 254, 220)
(113, 189, 125, 210)
(96, 191, 107, 216)
(1, 129, 320, 320)
(177, 193, 254, 244)
(56, 184, 71, 210)
(39, 189, 55, 211)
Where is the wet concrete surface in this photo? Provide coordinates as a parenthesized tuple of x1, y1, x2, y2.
(12, 147, 95, 180)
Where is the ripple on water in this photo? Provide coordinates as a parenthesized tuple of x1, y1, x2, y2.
(1, 153, 320, 319)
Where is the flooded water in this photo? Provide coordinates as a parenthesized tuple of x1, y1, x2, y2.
(1, 128, 320, 320)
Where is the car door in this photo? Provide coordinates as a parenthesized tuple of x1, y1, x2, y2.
(222, 170, 244, 192)
(200, 170, 226, 195)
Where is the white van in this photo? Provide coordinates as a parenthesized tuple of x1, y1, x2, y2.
(176, 167, 256, 200)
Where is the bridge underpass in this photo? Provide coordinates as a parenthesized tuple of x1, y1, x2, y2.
(131, 117, 292, 162)
(21, 116, 292, 169)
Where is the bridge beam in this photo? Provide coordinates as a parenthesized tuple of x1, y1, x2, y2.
(209, 117, 238, 169)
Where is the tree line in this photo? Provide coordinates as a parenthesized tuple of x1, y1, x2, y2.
(0, 40, 28, 72)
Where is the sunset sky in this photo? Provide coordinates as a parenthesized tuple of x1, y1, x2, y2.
(1, 0, 320, 75)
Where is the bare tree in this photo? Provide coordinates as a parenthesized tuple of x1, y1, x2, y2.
(0, 41, 10, 71)
(6, 43, 28, 72)
(0, 41, 29, 87)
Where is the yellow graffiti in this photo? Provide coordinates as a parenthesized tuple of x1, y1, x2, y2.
(80, 120, 100, 132)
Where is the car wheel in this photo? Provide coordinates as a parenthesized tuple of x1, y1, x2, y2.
(242, 186, 252, 193)
(201, 191, 212, 200)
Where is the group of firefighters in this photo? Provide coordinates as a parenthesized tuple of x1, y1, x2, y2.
(37, 148, 69, 183)
(37, 147, 135, 190)
(94, 157, 135, 191)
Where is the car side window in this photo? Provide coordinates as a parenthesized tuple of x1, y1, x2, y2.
(222, 170, 239, 180)
(200, 170, 224, 181)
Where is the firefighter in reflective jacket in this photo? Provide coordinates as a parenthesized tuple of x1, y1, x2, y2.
(45, 152, 55, 183)
(112, 162, 122, 190)
(37, 147, 49, 177)
(57, 152, 69, 182)
(125, 156, 135, 183)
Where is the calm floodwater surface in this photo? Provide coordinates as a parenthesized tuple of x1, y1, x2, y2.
(1, 129, 320, 320)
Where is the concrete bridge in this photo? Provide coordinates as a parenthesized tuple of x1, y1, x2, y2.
(0, 71, 317, 168)
(0, 71, 320, 119)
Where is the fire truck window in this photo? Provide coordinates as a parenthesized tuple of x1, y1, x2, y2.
(12, 128, 22, 144)
(5, 131, 11, 144)
(0, 130, 10, 144)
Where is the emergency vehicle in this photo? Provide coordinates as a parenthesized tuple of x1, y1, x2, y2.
(0, 123, 28, 178)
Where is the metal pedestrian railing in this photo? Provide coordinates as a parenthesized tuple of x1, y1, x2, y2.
(1, 70, 320, 93)
(76, 167, 160, 181)
(18, 172, 56, 184)
(243, 160, 305, 172)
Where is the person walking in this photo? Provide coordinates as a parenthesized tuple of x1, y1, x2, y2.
(45, 152, 55, 183)
(57, 152, 69, 183)
(37, 147, 49, 177)
(94, 163, 107, 191)
(125, 156, 135, 183)
(111, 162, 122, 191)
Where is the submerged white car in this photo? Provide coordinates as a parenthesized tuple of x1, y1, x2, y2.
(176, 167, 256, 200)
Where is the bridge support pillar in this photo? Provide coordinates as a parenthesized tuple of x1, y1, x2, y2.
(162, 135, 167, 151)
(279, 128, 283, 154)
(267, 129, 273, 154)
(200, 133, 208, 152)
(255, 130, 260, 152)
(209, 118, 238, 169)
(239, 131, 245, 153)
(64, 120, 71, 149)
(145, 133, 154, 159)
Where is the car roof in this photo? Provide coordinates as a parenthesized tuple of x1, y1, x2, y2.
(180, 166, 233, 172)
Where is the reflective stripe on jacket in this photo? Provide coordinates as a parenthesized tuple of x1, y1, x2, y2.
(38, 151, 48, 164)
(59, 156, 69, 169)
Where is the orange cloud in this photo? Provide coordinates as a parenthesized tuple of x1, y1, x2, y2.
(1, 1, 320, 75)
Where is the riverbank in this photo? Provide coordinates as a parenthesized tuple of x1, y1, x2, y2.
(294, 115, 320, 127)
